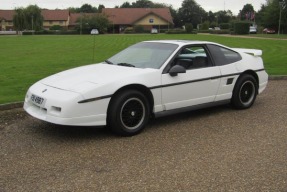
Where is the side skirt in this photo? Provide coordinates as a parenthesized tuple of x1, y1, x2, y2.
(154, 100, 230, 118)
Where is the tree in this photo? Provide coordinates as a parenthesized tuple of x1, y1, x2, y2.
(76, 14, 111, 34)
(215, 10, 233, 24)
(68, 7, 80, 13)
(13, 8, 26, 31)
(261, 0, 287, 31)
(25, 5, 43, 31)
(80, 4, 97, 13)
(13, 5, 43, 31)
(69, 4, 98, 13)
(178, 0, 206, 28)
(239, 4, 255, 21)
(98, 4, 105, 13)
(120, 2, 132, 8)
(131, 0, 153, 8)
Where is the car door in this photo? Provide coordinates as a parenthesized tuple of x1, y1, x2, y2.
(206, 44, 243, 102)
(161, 45, 221, 111)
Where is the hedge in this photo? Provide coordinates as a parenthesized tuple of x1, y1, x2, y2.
(166, 28, 197, 34)
(210, 29, 230, 34)
(234, 22, 249, 35)
(22, 30, 78, 35)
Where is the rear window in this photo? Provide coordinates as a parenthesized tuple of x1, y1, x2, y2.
(207, 44, 242, 66)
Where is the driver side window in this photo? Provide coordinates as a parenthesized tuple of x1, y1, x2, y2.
(174, 46, 212, 70)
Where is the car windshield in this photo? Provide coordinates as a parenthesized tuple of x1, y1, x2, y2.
(107, 42, 179, 69)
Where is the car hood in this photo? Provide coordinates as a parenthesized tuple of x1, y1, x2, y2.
(40, 63, 156, 92)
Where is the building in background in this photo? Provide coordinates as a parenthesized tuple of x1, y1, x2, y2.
(0, 8, 174, 33)
(0, 10, 14, 31)
(102, 8, 173, 33)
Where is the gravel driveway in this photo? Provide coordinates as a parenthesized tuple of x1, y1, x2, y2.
(0, 80, 286, 192)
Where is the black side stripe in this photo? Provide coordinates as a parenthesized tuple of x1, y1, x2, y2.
(150, 69, 265, 90)
(78, 69, 265, 103)
(78, 94, 113, 104)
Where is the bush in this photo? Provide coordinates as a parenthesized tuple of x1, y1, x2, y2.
(219, 23, 230, 30)
(159, 29, 168, 33)
(210, 29, 230, 34)
(22, 30, 78, 35)
(201, 21, 210, 30)
(50, 25, 62, 30)
(198, 30, 210, 33)
(166, 28, 186, 34)
(234, 22, 249, 35)
(185, 23, 193, 33)
(134, 25, 145, 33)
(124, 27, 135, 34)
(165, 28, 197, 34)
(210, 22, 217, 28)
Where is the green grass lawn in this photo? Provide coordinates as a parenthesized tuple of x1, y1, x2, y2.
(1, 34, 286, 104)
(249, 33, 287, 39)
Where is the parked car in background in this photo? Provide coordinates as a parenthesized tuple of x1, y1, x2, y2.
(263, 28, 275, 34)
(249, 26, 257, 34)
(151, 28, 158, 34)
(90, 29, 99, 35)
(24, 40, 268, 136)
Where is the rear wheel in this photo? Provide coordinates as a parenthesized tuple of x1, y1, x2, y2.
(108, 90, 150, 136)
(232, 74, 257, 109)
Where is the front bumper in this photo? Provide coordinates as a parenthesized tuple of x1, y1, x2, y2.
(24, 83, 110, 126)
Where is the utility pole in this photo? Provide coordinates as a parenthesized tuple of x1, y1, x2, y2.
(31, 15, 34, 35)
(278, 1, 283, 35)
(80, 12, 83, 35)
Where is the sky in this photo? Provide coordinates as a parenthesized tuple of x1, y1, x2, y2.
(2, 0, 266, 15)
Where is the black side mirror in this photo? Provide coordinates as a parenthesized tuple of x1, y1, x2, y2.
(169, 65, 186, 77)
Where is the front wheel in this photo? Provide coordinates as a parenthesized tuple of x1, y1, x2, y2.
(231, 74, 257, 109)
(108, 90, 150, 136)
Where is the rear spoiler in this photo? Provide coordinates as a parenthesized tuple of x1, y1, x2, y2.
(233, 48, 262, 57)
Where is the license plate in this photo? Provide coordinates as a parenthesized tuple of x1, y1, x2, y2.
(30, 94, 45, 107)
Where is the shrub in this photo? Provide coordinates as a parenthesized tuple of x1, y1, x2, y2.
(22, 30, 78, 35)
(198, 30, 210, 33)
(210, 29, 230, 34)
(234, 22, 249, 35)
(165, 28, 197, 34)
(185, 23, 193, 33)
(166, 28, 186, 34)
(210, 22, 217, 28)
(134, 25, 145, 33)
(219, 23, 230, 30)
(201, 21, 210, 30)
(50, 25, 62, 30)
(124, 27, 135, 34)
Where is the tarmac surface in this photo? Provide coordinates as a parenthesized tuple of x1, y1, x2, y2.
(0, 80, 286, 192)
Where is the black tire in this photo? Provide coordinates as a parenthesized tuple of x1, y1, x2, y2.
(231, 74, 257, 109)
(108, 90, 150, 136)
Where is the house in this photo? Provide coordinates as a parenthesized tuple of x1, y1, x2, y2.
(102, 8, 173, 33)
(0, 10, 14, 31)
(0, 8, 174, 33)
(42, 9, 69, 30)
(0, 9, 70, 31)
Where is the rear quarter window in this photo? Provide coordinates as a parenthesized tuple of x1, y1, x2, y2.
(207, 44, 242, 66)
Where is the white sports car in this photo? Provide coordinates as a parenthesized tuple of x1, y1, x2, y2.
(24, 40, 268, 136)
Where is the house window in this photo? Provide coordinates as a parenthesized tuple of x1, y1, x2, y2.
(59, 21, 64, 24)
(149, 18, 154, 23)
(49, 21, 53, 24)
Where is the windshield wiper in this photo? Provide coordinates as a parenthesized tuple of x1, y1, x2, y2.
(105, 60, 113, 64)
(117, 63, 135, 67)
